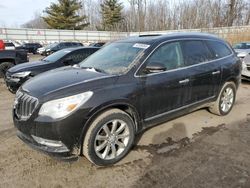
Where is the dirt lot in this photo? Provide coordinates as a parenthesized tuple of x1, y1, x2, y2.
(0, 58, 250, 187)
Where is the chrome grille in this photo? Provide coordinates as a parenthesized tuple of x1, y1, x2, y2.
(14, 91, 38, 120)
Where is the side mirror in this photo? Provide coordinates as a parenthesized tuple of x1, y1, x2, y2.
(63, 58, 74, 65)
(144, 63, 166, 74)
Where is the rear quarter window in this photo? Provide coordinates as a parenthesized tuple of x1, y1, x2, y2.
(5, 42, 15, 47)
(206, 40, 232, 58)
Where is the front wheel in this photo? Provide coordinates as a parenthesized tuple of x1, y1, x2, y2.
(83, 109, 135, 166)
(209, 82, 236, 116)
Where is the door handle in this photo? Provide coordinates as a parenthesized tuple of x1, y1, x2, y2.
(179, 79, 190, 84)
(212, 70, 221, 75)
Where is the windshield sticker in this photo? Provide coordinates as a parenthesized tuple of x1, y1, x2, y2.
(63, 50, 71, 53)
(133, 43, 150, 49)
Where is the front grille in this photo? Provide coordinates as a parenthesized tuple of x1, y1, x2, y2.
(247, 66, 250, 71)
(14, 91, 38, 120)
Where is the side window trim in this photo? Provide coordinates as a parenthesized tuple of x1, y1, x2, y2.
(135, 38, 234, 77)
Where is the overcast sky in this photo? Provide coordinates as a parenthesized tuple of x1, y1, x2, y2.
(0, 0, 57, 27)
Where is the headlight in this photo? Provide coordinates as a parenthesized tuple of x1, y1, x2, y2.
(12, 71, 31, 77)
(38, 91, 93, 119)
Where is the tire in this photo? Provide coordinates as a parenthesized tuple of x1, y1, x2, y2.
(209, 82, 236, 116)
(0, 62, 14, 78)
(83, 109, 135, 166)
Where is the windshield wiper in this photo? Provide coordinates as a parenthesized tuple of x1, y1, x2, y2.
(81, 66, 107, 74)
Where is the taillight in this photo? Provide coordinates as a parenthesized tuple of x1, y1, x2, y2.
(0, 40, 5, 50)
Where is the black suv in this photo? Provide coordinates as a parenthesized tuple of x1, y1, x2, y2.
(16, 43, 42, 54)
(44, 42, 83, 56)
(5, 47, 99, 93)
(13, 33, 241, 166)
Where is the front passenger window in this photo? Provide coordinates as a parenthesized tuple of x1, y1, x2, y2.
(145, 42, 184, 73)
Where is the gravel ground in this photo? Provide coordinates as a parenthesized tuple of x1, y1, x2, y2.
(0, 56, 250, 187)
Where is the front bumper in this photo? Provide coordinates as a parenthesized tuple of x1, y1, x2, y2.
(5, 75, 27, 92)
(241, 67, 250, 81)
(241, 74, 250, 81)
(13, 105, 90, 160)
(17, 130, 78, 161)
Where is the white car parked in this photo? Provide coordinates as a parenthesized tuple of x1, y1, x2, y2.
(4, 42, 15, 50)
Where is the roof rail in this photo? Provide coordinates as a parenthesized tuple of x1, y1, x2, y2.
(139, 34, 162, 37)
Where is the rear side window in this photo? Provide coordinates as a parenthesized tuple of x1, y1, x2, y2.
(181, 40, 213, 66)
(64, 43, 72, 47)
(206, 41, 232, 58)
(67, 49, 94, 63)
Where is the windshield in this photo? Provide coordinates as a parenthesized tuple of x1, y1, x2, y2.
(233, 43, 250, 49)
(43, 49, 71, 62)
(45, 43, 57, 49)
(79, 42, 147, 74)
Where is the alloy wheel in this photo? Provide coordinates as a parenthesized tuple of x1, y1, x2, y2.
(220, 87, 234, 113)
(94, 119, 130, 160)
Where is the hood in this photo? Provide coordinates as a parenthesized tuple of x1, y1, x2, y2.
(21, 66, 112, 99)
(8, 60, 49, 74)
(237, 51, 250, 58)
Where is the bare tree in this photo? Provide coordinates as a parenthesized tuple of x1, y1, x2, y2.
(22, 12, 48, 29)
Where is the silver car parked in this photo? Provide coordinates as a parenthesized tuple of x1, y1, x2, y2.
(233, 42, 250, 59)
(242, 54, 250, 81)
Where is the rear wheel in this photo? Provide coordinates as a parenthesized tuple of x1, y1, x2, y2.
(83, 109, 135, 166)
(209, 82, 236, 116)
(0, 62, 14, 78)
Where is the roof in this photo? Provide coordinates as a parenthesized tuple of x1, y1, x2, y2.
(61, 46, 100, 52)
(118, 32, 224, 45)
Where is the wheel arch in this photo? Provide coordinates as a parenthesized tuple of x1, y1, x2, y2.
(78, 102, 141, 155)
(224, 77, 239, 89)
(0, 58, 16, 64)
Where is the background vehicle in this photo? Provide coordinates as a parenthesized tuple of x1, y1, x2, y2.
(233, 42, 250, 59)
(16, 43, 42, 54)
(241, 54, 250, 81)
(0, 49, 28, 78)
(4, 42, 15, 50)
(0, 40, 5, 50)
(37, 43, 55, 55)
(5, 47, 99, 93)
(89, 42, 105, 47)
(13, 33, 241, 166)
(44, 42, 83, 56)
